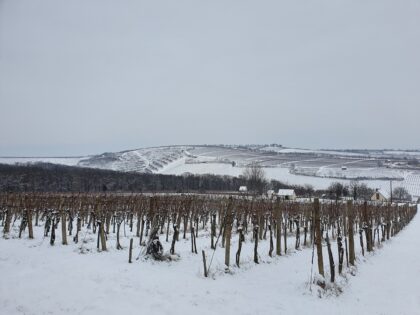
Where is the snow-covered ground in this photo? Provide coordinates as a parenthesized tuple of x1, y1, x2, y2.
(0, 157, 85, 166)
(0, 206, 419, 315)
(159, 162, 399, 192)
(260, 146, 368, 157)
(293, 166, 408, 182)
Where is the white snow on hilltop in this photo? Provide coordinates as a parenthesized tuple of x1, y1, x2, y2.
(0, 156, 85, 167)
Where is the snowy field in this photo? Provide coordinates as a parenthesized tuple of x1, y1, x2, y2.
(1, 205, 419, 315)
(0, 157, 85, 167)
(160, 160, 391, 189)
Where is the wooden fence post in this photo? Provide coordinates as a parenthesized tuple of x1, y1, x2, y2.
(363, 201, 372, 252)
(61, 201, 68, 245)
(254, 225, 259, 264)
(275, 200, 282, 256)
(27, 208, 34, 239)
(129, 238, 133, 263)
(314, 198, 324, 277)
(347, 200, 355, 266)
(224, 198, 233, 268)
(202, 250, 208, 277)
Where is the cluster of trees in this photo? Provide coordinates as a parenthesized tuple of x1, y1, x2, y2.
(242, 162, 266, 194)
(326, 181, 412, 202)
(407, 159, 419, 166)
(241, 162, 315, 197)
(0, 163, 311, 194)
(0, 163, 248, 193)
(326, 181, 375, 201)
(392, 186, 412, 202)
(3, 162, 406, 201)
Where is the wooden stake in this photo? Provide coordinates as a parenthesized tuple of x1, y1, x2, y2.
(314, 198, 324, 277)
(275, 200, 282, 256)
(347, 201, 355, 266)
(202, 250, 208, 277)
(129, 238, 133, 263)
(61, 204, 68, 246)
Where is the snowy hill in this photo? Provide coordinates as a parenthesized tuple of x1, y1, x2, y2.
(1, 145, 419, 199)
(77, 147, 187, 173)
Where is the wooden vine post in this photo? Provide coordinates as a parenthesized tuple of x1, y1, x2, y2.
(170, 224, 179, 255)
(27, 207, 34, 239)
(224, 198, 234, 268)
(3, 207, 11, 235)
(210, 213, 216, 249)
(314, 198, 324, 277)
(347, 200, 355, 266)
(236, 226, 244, 267)
(99, 204, 107, 251)
(363, 201, 373, 252)
(202, 250, 208, 277)
(268, 222, 274, 257)
(326, 232, 335, 282)
(25, 196, 34, 239)
(254, 224, 259, 264)
(129, 238, 133, 263)
(275, 199, 282, 256)
(60, 199, 68, 245)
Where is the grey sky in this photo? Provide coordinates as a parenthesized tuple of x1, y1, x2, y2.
(1, 0, 419, 156)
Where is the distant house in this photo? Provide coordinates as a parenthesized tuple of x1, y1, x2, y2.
(239, 186, 248, 193)
(277, 189, 296, 200)
(371, 189, 390, 202)
(341, 166, 347, 170)
(267, 190, 275, 198)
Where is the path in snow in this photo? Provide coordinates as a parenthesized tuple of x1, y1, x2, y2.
(336, 206, 420, 315)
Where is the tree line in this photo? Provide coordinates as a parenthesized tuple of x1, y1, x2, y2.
(2, 163, 405, 201)
(0, 163, 310, 195)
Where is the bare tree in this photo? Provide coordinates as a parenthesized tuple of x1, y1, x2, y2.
(304, 184, 314, 198)
(349, 181, 372, 200)
(328, 182, 346, 201)
(242, 162, 266, 194)
(393, 187, 411, 202)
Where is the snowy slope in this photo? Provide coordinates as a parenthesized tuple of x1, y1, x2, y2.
(0, 147, 189, 174)
(77, 147, 187, 173)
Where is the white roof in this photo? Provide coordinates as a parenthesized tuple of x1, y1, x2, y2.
(277, 189, 295, 196)
(239, 186, 247, 191)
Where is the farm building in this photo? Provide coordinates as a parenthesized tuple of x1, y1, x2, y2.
(266, 190, 275, 198)
(277, 189, 296, 200)
(371, 189, 390, 202)
(239, 186, 248, 193)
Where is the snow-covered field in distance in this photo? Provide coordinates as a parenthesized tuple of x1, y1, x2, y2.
(158, 159, 390, 190)
(1, 145, 420, 198)
(0, 156, 86, 166)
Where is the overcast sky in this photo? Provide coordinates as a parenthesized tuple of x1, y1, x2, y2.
(1, 0, 419, 156)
